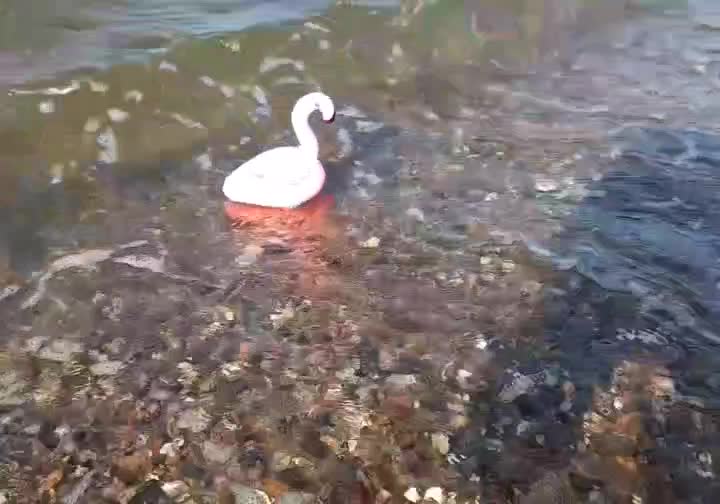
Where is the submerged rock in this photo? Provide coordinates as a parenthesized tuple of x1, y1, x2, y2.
(0, 370, 28, 407)
(498, 373, 537, 402)
(113, 452, 152, 484)
(203, 440, 237, 465)
(386, 374, 417, 388)
(588, 432, 637, 457)
(176, 407, 212, 433)
(37, 339, 84, 362)
(229, 484, 272, 504)
(89, 360, 125, 376)
(128, 481, 173, 504)
(424, 487, 444, 504)
(431, 433, 450, 455)
(278, 492, 316, 504)
(403, 487, 421, 503)
(161, 480, 190, 499)
(518, 472, 575, 504)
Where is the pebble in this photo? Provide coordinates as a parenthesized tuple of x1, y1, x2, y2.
(170, 112, 206, 130)
(161, 480, 190, 499)
(364, 172, 381, 185)
(199, 75, 217, 87)
(97, 127, 119, 163)
(176, 407, 211, 433)
(203, 440, 236, 464)
(259, 56, 305, 74)
(279, 493, 316, 504)
(49, 163, 63, 184)
(222, 39, 241, 52)
(23, 336, 47, 354)
(360, 236, 380, 248)
(377, 489, 392, 504)
(252, 85, 269, 106)
(107, 108, 130, 123)
(501, 260, 516, 273)
(89, 360, 125, 376)
(319, 39, 331, 50)
(450, 414, 469, 429)
(128, 481, 172, 504)
(194, 152, 212, 170)
(271, 451, 293, 472)
(38, 100, 55, 114)
(535, 179, 559, 192)
(498, 373, 536, 402)
(159, 439, 183, 458)
(83, 117, 102, 133)
(235, 243, 264, 266)
(124, 89, 143, 103)
(386, 374, 417, 387)
(0, 285, 19, 302)
(424, 487, 444, 504)
(159, 60, 178, 72)
(404, 487, 421, 502)
(457, 369, 472, 389)
(88, 80, 109, 93)
(37, 339, 84, 362)
(177, 362, 199, 387)
(220, 84, 236, 98)
(304, 21, 330, 33)
(229, 485, 272, 504)
(0, 370, 28, 407)
(423, 109, 439, 121)
(113, 452, 151, 484)
(113, 254, 164, 273)
(431, 432, 450, 455)
(221, 361, 245, 381)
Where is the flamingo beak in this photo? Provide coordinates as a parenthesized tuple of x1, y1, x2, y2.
(323, 111, 336, 124)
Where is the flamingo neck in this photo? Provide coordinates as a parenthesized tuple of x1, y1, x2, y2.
(291, 96, 319, 159)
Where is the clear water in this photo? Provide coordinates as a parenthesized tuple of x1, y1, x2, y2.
(2, 0, 720, 502)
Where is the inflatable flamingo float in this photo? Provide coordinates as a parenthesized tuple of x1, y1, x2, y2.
(222, 92, 337, 228)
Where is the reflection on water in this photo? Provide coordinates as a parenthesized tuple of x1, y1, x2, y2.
(4, 0, 720, 502)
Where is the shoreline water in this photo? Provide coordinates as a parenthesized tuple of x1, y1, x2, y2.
(3, 1, 720, 502)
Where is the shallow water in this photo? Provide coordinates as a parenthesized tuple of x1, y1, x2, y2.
(2, 0, 720, 503)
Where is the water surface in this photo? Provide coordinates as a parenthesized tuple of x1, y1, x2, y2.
(2, 0, 720, 503)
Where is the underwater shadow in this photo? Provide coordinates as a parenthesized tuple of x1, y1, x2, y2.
(456, 125, 720, 503)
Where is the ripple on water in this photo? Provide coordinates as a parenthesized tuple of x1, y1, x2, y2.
(1, 2, 720, 503)
(548, 126, 720, 343)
